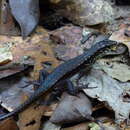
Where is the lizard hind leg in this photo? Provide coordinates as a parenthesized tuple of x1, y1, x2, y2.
(54, 79, 79, 96)
(65, 79, 79, 95)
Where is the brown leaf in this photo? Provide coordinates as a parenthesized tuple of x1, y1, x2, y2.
(18, 93, 58, 130)
(50, 25, 82, 45)
(33, 42, 59, 80)
(0, 0, 20, 35)
(0, 118, 18, 130)
(50, 25, 83, 61)
(51, 25, 104, 61)
(13, 27, 59, 130)
(18, 93, 48, 130)
(0, 27, 51, 79)
(0, 26, 59, 130)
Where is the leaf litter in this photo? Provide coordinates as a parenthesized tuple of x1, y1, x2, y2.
(1, 1, 130, 130)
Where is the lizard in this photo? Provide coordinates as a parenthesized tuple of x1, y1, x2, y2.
(0, 39, 128, 121)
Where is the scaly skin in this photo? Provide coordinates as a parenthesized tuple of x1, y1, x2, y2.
(0, 40, 120, 121)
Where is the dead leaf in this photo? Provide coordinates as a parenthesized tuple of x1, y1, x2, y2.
(13, 27, 59, 130)
(0, 27, 59, 130)
(50, 25, 84, 61)
(81, 67, 130, 123)
(18, 94, 45, 130)
(0, 0, 20, 35)
(9, 0, 39, 38)
(50, 92, 92, 124)
(110, 24, 130, 51)
(0, 75, 34, 112)
(50, 25, 82, 45)
(97, 60, 130, 82)
(0, 27, 52, 79)
(33, 42, 59, 80)
(18, 93, 58, 130)
(0, 118, 18, 130)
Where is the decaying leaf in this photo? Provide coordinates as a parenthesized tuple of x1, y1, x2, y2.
(96, 60, 130, 82)
(51, 25, 102, 61)
(0, 26, 59, 130)
(1, 2, 130, 129)
(0, 75, 34, 112)
(18, 94, 45, 130)
(50, 25, 82, 45)
(0, 118, 19, 130)
(0, 0, 20, 35)
(9, 0, 39, 38)
(33, 41, 59, 80)
(81, 67, 130, 123)
(0, 27, 51, 79)
(50, 92, 93, 124)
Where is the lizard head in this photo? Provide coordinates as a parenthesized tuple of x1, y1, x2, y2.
(101, 42, 128, 56)
(94, 41, 129, 61)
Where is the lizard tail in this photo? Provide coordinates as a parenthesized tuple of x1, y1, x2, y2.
(0, 87, 47, 121)
(0, 112, 16, 121)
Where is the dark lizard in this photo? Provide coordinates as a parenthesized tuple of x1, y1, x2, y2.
(0, 40, 127, 121)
